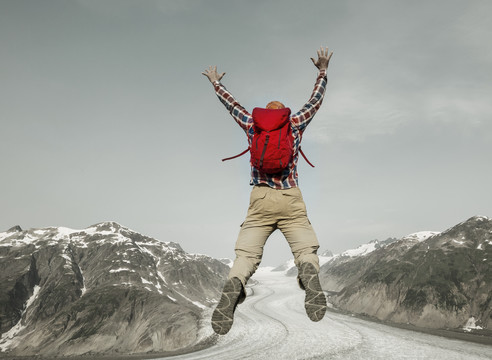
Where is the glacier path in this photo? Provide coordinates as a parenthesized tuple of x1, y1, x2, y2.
(157, 269, 491, 360)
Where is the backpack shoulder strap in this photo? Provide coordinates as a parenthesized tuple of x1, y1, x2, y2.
(222, 147, 250, 162)
(299, 146, 315, 168)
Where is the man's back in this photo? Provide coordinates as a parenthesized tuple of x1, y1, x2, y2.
(209, 67, 328, 188)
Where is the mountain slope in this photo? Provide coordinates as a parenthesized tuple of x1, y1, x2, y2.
(319, 216, 492, 331)
(0, 222, 229, 357)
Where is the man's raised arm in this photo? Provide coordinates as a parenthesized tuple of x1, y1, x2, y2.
(291, 47, 333, 132)
(202, 65, 252, 132)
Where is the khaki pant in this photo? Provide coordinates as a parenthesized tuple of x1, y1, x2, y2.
(228, 185, 320, 286)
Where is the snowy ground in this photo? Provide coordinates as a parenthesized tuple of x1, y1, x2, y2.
(154, 269, 491, 360)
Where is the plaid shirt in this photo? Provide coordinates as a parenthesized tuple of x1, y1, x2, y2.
(214, 69, 327, 189)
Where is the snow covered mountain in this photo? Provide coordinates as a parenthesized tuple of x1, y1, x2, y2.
(0, 222, 229, 357)
(273, 251, 335, 277)
(319, 216, 492, 332)
(272, 238, 399, 277)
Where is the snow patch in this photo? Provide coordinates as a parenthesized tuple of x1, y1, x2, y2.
(156, 259, 168, 285)
(111, 233, 130, 245)
(342, 242, 378, 257)
(319, 254, 334, 266)
(463, 317, 483, 332)
(0, 233, 39, 247)
(95, 232, 129, 245)
(141, 277, 152, 285)
(403, 231, 440, 242)
(474, 216, 489, 222)
(109, 268, 133, 273)
(174, 290, 207, 309)
(25, 286, 40, 309)
(157, 270, 168, 285)
(79, 267, 87, 296)
(0, 231, 13, 242)
(140, 277, 163, 294)
(137, 245, 157, 259)
(453, 240, 465, 245)
(275, 259, 295, 272)
(53, 227, 78, 240)
(135, 241, 159, 247)
(0, 285, 41, 352)
(72, 238, 88, 248)
(219, 258, 234, 268)
(61, 253, 72, 262)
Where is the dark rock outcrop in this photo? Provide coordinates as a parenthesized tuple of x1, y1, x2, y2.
(319, 216, 492, 331)
(0, 222, 229, 357)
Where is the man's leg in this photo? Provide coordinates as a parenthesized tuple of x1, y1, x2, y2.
(228, 185, 276, 286)
(212, 186, 275, 335)
(277, 187, 327, 322)
(228, 222, 276, 286)
(277, 187, 320, 269)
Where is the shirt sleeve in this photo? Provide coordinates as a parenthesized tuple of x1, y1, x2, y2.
(213, 81, 253, 132)
(290, 69, 328, 132)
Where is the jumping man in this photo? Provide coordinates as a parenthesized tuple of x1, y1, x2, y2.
(202, 47, 333, 335)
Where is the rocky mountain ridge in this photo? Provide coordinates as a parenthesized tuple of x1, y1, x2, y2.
(274, 237, 399, 277)
(318, 216, 492, 332)
(0, 222, 229, 357)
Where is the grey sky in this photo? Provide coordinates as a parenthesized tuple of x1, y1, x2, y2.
(1, 0, 491, 266)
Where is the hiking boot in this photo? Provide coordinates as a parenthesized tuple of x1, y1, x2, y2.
(211, 277, 244, 335)
(298, 262, 327, 322)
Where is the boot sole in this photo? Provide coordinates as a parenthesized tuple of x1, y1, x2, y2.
(211, 277, 243, 335)
(299, 263, 327, 322)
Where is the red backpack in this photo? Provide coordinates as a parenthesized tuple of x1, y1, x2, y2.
(222, 107, 314, 174)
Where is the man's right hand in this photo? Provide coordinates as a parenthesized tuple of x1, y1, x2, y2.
(311, 46, 333, 71)
(202, 65, 225, 84)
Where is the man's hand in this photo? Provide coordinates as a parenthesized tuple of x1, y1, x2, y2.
(310, 46, 333, 71)
(202, 65, 225, 84)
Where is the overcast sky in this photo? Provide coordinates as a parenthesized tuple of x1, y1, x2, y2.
(1, 0, 491, 266)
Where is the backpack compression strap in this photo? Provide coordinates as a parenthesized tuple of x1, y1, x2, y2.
(222, 146, 315, 167)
